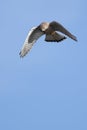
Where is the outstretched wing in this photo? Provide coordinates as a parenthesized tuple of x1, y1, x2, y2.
(50, 21, 77, 41)
(19, 26, 44, 57)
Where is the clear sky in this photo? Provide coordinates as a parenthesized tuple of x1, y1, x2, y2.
(0, 0, 87, 130)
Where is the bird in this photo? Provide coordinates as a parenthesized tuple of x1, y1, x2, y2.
(19, 21, 77, 57)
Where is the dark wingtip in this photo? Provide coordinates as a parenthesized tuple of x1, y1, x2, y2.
(71, 35, 78, 42)
(19, 51, 23, 58)
(75, 38, 78, 42)
(74, 37, 78, 42)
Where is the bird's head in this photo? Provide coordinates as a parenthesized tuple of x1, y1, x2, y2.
(40, 22, 49, 31)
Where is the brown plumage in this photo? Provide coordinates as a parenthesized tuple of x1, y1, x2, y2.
(19, 21, 77, 57)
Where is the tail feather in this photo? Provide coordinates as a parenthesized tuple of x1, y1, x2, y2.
(45, 32, 66, 42)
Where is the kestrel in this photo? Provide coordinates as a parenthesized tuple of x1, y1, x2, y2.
(19, 21, 77, 57)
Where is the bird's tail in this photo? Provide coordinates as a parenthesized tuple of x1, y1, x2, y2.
(45, 32, 66, 42)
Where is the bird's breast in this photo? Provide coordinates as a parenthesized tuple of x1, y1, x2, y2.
(45, 27, 54, 35)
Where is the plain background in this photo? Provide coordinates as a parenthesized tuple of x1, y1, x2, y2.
(0, 0, 87, 130)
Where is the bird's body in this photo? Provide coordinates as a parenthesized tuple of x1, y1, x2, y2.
(19, 21, 77, 57)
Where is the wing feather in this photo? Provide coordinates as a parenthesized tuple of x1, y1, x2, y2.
(19, 26, 44, 57)
(50, 21, 77, 41)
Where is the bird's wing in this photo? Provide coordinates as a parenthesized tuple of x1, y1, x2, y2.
(19, 26, 44, 57)
(50, 21, 77, 41)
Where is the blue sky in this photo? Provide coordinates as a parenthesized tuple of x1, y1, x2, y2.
(0, 0, 87, 130)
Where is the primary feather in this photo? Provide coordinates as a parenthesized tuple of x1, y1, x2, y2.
(19, 26, 44, 57)
(50, 21, 77, 41)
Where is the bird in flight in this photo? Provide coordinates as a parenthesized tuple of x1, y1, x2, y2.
(19, 21, 77, 57)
